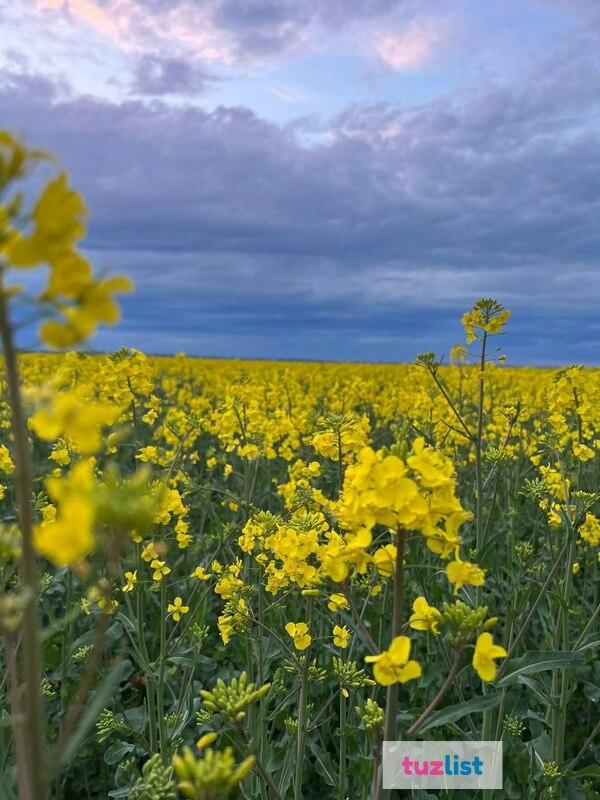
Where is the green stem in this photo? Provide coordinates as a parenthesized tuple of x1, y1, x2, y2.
(573, 600, 600, 650)
(383, 531, 406, 742)
(553, 538, 575, 764)
(3, 632, 33, 799)
(133, 553, 158, 750)
(568, 718, 600, 772)
(147, 676, 158, 752)
(61, 570, 73, 714)
(380, 531, 407, 800)
(336, 426, 344, 497)
(499, 537, 570, 667)
(235, 725, 282, 800)
(0, 283, 47, 800)
(338, 691, 347, 800)
(293, 597, 313, 800)
(157, 578, 167, 758)
(407, 651, 461, 736)
(475, 331, 488, 559)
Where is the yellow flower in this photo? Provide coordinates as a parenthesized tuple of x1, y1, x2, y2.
(409, 596, 442, 635)
(333, 625, 350, 648)
(29, 391, 120, 454)
(327, 593, 350, 612)
(97, 597, 118, 615)
(49, 446, 70, 466)
(311, 415, 370, 461)
(365, 635, 422, 686)
(33, 460, 96, 566)
(151, 559, 171, 582)
(446, 557, 486, 594)
(285, 622, 311, 651)
(175, 519, 192, 549)
(6, 173, 87, 267)
(35, 494, 94, 567)
(168, 596, 190, 622)
(461, 299, 511, 344)
(39, 275, 132, 349)
(0, 444, 14, 473)
(175, 518, 188, 534)
(191, 566, 210, 581)
(573, 442, 594, 462)
(472, 633, 507, 682)
(214, 573, 244, 600)
(141, 542, 159, 562)
(136, 446, 158, 463)
(177, 531, 192, 549)
(122, 571, 137, 592)
(579, 513, 600, 547)
(407, 437, 454, 489)
(217, 597, 249, 644)
(40, 504, 56, 524)
(238, 443, 259, 459)
(106, 432, 119, 454)
(372, 544, 397, 577)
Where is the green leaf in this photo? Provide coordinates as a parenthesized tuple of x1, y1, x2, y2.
(532, 732, 552, 762)
(546, 592, 570, 611)
(54, 659, 132, 772)
(516, 675, 551, 706)
(576, 639, 600, 653)
(168, 655, 194, 667)
(307, 740, 336, 786)
(275, 745, 295, 796)
(415, 693, 501, 734)
(497, 651, 585, 687)
(567, 764, 600, 781)
(478, 530, 505, 567)
(104, 740, 134, 766)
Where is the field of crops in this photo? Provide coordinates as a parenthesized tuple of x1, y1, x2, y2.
(1, 134, 600, 800)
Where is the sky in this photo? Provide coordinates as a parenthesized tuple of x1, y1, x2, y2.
(1, 0, 599, 364)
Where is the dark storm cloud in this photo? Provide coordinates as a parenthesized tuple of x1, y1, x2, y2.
(2, 10, 600, 361)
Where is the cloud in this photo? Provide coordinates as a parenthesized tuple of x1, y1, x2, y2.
(38, 0, 120, 39)
(34, 0, 236, 63)
(376, 19, 446, 71)
(2, 5, 600, 362)
(27, 0, 421, 69)
(132, 55, 217, 95)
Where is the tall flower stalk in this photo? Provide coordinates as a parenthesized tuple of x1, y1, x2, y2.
(0, 285, 46, 799)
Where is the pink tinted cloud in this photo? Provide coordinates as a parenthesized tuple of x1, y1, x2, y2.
(376, 19, 446, 71)
(37, 0, 120, 39)
(35, 0, 234, 62)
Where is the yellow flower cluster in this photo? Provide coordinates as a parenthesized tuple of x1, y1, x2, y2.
(311, 414, 370, 462)
(34, 460, 96, 566)
(337, 437, 473, 579)
(1, 133, 131, 347)
(461, 298, 511, 344)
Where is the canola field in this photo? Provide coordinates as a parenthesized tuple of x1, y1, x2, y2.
(2, 349, 600, 800)
(1, 133, 599, 800)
